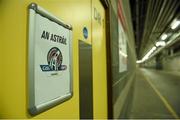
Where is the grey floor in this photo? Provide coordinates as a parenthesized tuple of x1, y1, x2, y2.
(129, 68, 180, 119)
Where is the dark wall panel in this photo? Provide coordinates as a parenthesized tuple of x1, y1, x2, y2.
(79, 41, 93, 119)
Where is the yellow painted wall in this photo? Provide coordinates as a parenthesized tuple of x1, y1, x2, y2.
(92, 0, 108, 118)
(0, 0, 91, 118)
(0, 0, 107, 119)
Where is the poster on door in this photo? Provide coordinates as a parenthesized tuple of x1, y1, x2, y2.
(28, 3, 73, 115)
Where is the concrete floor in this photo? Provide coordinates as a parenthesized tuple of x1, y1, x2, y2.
(129, 68, 180, 119)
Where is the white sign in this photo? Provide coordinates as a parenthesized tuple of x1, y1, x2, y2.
(28, 3, 73, 115)
(118, 20, 127, 73)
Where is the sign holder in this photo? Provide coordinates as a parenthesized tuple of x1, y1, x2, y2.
(28, 3, 73, 115)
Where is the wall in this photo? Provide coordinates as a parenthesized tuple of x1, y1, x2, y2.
(143, 48, 180, 72)
(162, 55, 180, 71)
(109, 0, 136, 118)
(0, 0, 108, 119)
(161, 48, 180, 72)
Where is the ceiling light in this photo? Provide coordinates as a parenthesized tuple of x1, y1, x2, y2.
(151, 46, 156, 51)
(138, 46, 157, 63)
(161, 34, 167, 40)
(141, 46, 156, 62)
(136, 60, 143, 64)
(171, 19, 180, 30)
(156, 41, 166, 47)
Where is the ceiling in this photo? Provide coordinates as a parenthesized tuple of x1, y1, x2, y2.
(130, 0, 180, 59)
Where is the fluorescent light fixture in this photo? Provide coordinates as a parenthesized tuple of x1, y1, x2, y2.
(140, 46, 157, 63)
(156, 41, 166, 47)
(161, 34, 167, 40)
(136, 60, 143, 64)
(171, 19, 180, 30)
(151, 46, 156, 51)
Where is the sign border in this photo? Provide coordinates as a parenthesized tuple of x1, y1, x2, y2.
(28, 3, 73, 115)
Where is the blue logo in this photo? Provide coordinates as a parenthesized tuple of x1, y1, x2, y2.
(40, 47, 67, 72)
(83, 27, 88, 39)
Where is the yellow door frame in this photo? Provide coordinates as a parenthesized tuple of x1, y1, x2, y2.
(99, 0, 113, 118)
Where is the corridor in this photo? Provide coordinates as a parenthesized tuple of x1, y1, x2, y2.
(129, 68, 180, 119)
(1, 0, 180, 119)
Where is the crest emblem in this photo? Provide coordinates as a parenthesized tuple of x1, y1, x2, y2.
(40, 47, 67, 71)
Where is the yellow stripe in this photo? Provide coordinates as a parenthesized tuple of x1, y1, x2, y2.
(141, 71, 179, 119)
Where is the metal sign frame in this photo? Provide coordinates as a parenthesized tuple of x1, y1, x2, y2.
(28, 3, 73, 115)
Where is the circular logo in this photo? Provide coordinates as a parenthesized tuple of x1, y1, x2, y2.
(47, 47, 63, 71)
(83, 27, 88, 39)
